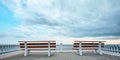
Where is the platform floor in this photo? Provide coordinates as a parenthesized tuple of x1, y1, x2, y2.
(1, 51, 120, 60)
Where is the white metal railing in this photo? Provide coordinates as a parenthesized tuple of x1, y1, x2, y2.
(0, 44, 20, 56)
(1, 43, 120, 56)
(102, 44, 120, 56)
(56, 43, 73, 52)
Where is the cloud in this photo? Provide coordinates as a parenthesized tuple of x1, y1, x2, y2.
(1, 0, 120, 39)
(0, 31, 26, 38)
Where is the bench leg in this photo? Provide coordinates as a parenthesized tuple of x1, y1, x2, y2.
(98, 42, 103, 55)
(94, 50, 97, 54)
(48, 49, 51, 56)
(48, 41, 51, 56)
(79, 42, 82, 56)
(24, 42, 28, 56)
(24, 50, 28, 56)
(27, 50, 30, 55)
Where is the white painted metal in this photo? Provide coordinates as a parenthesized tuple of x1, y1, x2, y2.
(60, 43, 63, 52)
(79, 42, 82, 56)
(24, 42, 28, 56)
(48, 41, 51, 56)
(98, 42, 102, 55)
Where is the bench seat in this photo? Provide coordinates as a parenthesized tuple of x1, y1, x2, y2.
(73, 41, 105, 55)
(19, 41, 56, 56)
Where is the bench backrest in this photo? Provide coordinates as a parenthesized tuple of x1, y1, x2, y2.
(19, 41, 56, 49)
(73, 41, 105, 50)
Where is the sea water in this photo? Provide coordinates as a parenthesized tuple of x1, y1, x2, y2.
(56, 44, 73, 50)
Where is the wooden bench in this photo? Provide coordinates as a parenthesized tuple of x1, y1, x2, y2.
(19, 41, 56, 56)
(73, 41, 105, 55)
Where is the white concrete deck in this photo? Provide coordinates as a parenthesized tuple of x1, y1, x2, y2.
(1, 51, 120, 60)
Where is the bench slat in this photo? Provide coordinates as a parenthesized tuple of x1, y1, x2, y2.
(19, 41, 55, 42)
(74, 46, 104, 47)
(74, 43, 104, 45)
(20, 43, 56, 45)
(20, 48, 56, 50)
(74, 41, 106, 42)
(73, 47, 98, 50)
(20, 46, 56, 48)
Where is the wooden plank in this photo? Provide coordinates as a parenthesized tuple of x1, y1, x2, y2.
(74, 40, 106, 42)
(19, 41, 55, 42)
(73, 47, 98, 50)
(21, 48, 56, 51)
(20, 46, 56, 48)
(82, 47, 98, 50)
(74, 43, 104, 45)
(74, 45, 104, 47)
(20, 43, 56, 45)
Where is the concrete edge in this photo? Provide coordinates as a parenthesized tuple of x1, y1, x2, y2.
(0, 51, 24, 59)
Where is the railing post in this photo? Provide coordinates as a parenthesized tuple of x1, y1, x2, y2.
(106, 45, 109, 53)
(108, 45, 110, 52)
(113, 45, 116, 54)
(1, 45, 5, 55)
(3, 45, 6, 55)
(48, 41, 51, 56)
(60, 43, 63, 52)
(0, 45, 2, 56)
(79, 42, 82, 56)
(116, 45, 119, 55)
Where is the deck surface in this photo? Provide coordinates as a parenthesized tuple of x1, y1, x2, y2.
(1, 51, 120, 60)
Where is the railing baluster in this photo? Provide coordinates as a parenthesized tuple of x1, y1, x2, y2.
(0, 43, 19, 56)
(103, 44, 120, 56)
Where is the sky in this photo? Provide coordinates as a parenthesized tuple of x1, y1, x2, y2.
(0, 0, 120, 44)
